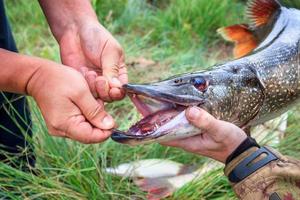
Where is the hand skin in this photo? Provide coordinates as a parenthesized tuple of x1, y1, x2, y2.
(0, 48, 114, 144)
(38, 0, 128, 102)
(162, 107, 247, 163)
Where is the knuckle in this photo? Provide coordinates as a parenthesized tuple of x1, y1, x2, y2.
(86, 104, 104, 120)
(47, 128, 57, 136)
(185, 143, 200, 152)
(47, 118, 69, 137)
(48, 119, 61, 131)
(112, 64, 120, 74)
(48, 127, 65, 137)
(199, 114, 214, 130)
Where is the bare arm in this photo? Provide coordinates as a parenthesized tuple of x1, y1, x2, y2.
(0, 48, 43, 94)
(38, 0, 98, 40)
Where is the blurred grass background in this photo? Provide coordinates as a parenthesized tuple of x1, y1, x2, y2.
(1, 0, 300, 199)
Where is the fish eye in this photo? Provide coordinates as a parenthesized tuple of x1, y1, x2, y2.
(192, 77, 207, 91)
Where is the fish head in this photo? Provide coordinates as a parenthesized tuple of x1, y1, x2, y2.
(111, 66, 264, 145)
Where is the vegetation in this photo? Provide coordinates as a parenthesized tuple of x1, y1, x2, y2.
(1, 0, 300, 199)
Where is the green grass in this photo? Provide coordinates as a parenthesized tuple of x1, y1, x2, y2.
(1, 0, 300, 199)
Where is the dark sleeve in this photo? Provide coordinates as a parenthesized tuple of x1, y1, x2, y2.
(0, 0, 18, 52)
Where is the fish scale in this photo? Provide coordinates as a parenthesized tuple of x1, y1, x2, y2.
(251, 45, 300, 124)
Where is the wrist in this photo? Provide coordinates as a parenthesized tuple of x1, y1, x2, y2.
(26, 60, 54, 98)
(0, 49, 46, 94)
(225, 137, 260, 164)
(212, 134, 247, 163)
(61, 16, 100, 39)
(26, 61, 46, 98)
(39, 0, 99, 41)
(202, 145, 240, 163)
(26, 66, 43, 98)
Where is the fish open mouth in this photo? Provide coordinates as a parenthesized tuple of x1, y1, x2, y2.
(111, 82, 205, 145)
(127, 93, 186, 136)
(112, 93, 186, 143)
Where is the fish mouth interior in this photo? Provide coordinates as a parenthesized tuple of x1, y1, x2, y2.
(125, 93, 186, 138)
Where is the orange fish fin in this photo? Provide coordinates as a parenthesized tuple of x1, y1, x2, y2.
(217, 24, 258, 58)
(246, 0, 281, 27)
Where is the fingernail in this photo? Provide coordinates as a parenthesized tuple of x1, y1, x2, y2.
(111, 77, 122, 87)
(102, 115, 114, 128)
(186, 106, 200, 120)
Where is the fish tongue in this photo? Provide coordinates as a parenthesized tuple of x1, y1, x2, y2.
(137, 109, 179, 134)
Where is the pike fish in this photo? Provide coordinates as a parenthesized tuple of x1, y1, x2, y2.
(112, 0, 300, 145)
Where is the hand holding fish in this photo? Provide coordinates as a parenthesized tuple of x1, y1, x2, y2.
(26, 58, 115, 144)
(0, 48, 115, 143)
(162, 107, 247, 163)
(59, 21, 127, 101)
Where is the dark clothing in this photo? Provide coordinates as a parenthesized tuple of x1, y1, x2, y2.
(0, 0, 34, 169)
(0, 0, 16, 51)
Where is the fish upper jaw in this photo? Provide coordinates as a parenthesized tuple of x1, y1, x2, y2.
(123, 83, 205, 106)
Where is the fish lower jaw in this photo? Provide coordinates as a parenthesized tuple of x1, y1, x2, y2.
(111, 93, 188, 144)
(127, 108, 183, 137)
(127, 92, 186, 135)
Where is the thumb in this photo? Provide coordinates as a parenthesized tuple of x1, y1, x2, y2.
(185, 107, 221, 135)
(75, 91, 115, 130)
(101, 40, 124, 88)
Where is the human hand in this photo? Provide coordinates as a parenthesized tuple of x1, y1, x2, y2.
(27, 60, 115, 143)
(59, 20, 127, 102)
(162, 107, 247, 163)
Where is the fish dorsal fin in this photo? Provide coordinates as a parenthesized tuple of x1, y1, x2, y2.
(217, 0, 282, 58)
(217, 24, 258, 58)
(246, 0, 281, 27)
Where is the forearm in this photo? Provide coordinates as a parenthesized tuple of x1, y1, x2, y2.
(0, 48, 44, 94)
(38, 0, 98, 40)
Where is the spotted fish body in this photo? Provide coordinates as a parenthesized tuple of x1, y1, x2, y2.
(111, 0, 300, 145)
(219, 7, 300, 126)
(200, 9, 300, 127)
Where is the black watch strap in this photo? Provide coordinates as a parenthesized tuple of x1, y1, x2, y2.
(228, 147, 278, 183)
(226, 137, 260, 164)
